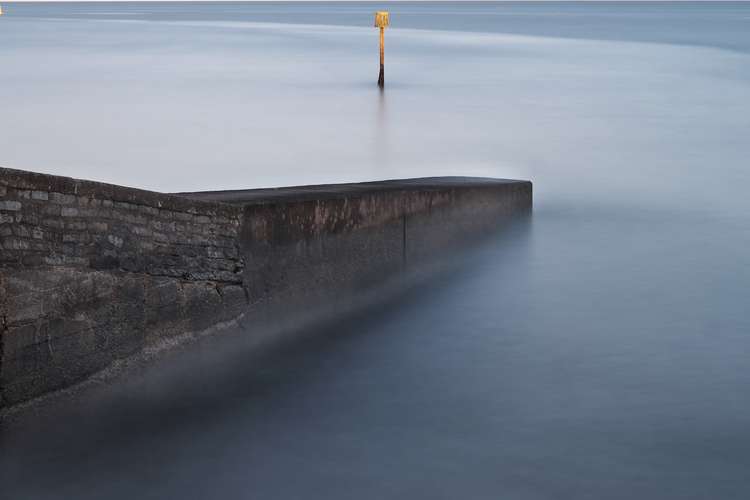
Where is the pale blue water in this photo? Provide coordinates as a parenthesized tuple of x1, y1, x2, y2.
(1, 3, 750, 499)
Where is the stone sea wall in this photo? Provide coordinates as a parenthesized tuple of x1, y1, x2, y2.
(0, 168, 246, 408)
(1, 168, 531, 409)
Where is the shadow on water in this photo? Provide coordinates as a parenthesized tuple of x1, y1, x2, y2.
(0, 219, 533, 499)
(375, 86, 387, 165)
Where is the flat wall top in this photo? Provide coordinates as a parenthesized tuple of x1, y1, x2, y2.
(176, 177, 531, 205)
(0, 167, 530, 208)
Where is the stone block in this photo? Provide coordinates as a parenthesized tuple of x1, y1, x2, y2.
(42, 218, 64, 230)
(21, 253, 44, 266)
(50, 192, 76, 205)
(132, 226, 152, 237)
(173, 211, 193, 222)
(23, 214, 39, 225)
(64, 221, 86, 231)
(3, 238, 30, 251)
(88, 221, 108, 232)
(138, 205, 158, 216)
(107, 234, 124, 248)
(77, 208, 100, 218)
(0, 201, 22, 211)
(44, 255, 64, 265)
(42, 204, 62, 216)
(114, 201, 136, 211)
(62, 232, 89, 244)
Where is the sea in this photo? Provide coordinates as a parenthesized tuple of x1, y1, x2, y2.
(1, 2, 750, 499)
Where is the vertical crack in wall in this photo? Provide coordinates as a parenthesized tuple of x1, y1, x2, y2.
(402, 214, 408, 266)
(0, 275, 7, 408)
(0, 316, 6, 408)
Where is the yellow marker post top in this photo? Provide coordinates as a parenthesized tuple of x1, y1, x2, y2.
(374, 11, 390, 29)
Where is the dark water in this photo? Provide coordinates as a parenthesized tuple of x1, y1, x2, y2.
(2, 2, 750, 499)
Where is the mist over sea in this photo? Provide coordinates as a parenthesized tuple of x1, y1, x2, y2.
(2, 3, 750, 499)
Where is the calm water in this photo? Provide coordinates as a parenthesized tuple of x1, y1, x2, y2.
(2, 2, 750, 499)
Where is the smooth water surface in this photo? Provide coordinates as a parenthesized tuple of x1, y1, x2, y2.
(1, 3, 749, 499)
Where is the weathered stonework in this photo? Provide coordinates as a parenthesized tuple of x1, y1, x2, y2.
(0, 168, 531, 409)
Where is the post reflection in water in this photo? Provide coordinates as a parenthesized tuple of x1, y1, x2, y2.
(374, 86, 388, 169)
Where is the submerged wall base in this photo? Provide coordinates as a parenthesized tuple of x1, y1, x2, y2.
(0, 169, 531, 409)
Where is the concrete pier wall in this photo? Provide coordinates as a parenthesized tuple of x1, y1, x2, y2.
(0, 168, 531, 408)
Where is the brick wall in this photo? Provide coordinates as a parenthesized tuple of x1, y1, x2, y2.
(0, 168, 243, 282)
(0, 168, 247, 407)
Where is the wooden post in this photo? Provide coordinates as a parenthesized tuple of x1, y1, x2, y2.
(379, 26, 385, 88)
(374, 11, 390, 88)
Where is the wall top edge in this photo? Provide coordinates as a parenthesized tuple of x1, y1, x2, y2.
(178, 176, 532, 205)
